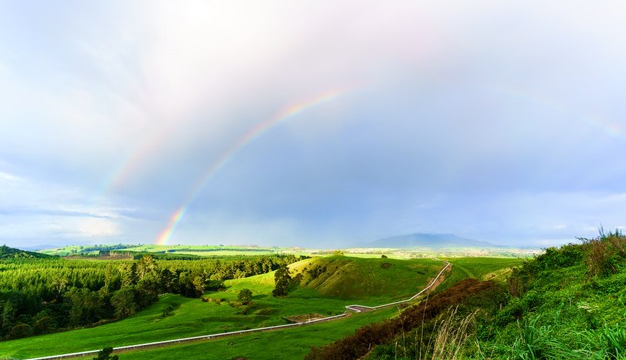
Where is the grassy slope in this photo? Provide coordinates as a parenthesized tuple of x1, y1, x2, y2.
(472, 261, 626, 359)
(291, 256, 443, 302)
(435, 257, 524, 292)
(120, 307, 398, 360)
(0, 256, 442, 358)
(120, 257, 524, 360)
(364, 241, 626, 360)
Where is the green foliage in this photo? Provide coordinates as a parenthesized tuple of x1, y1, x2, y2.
(0, 251, 302, 341)
(272, 265, 292, 297)
(603, 324, 626, 360)
(0, 245, 54, 259)
(93, 347, 119, 360)
(581, 230, 626, 277)
(0, 256, 446, 358)
(238, 289, 253, 305)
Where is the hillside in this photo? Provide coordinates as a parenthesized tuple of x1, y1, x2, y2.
(290, 256, 443, 301)
(309, 231, 626, 360)
(0, 245, 54, 259)
(369, 233, 497, 248)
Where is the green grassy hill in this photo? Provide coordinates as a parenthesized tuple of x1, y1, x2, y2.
(0, 256, 444, 359)
(291, 256, 443, 300)
(0, 245, 53, 259)
(309, 232, 626, 360)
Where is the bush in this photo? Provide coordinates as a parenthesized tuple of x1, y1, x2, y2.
(93, 347, 118, 360)
(238, 288, 253, 305)
(579, 230, 626, 277)
(8, 323, 32, 339)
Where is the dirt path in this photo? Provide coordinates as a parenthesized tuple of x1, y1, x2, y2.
(26, 261, 451, 360)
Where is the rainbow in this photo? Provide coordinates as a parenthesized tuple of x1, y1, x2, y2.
(102, 120, 180, 194)
(154, 86, 358, 245)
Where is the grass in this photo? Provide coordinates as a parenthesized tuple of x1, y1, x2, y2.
(438, 257, 524, 291)
(118, 307, 399, 360)
(0, 256, 444, 359)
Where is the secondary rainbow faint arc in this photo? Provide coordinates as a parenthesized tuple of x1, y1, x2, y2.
(155, 87, 357, 245)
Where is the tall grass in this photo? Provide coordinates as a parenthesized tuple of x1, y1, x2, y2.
(427, 308, 477, 360)
(580, 229, 626, 277)
(603, 324, 626, 360)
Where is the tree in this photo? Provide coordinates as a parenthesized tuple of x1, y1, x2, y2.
(119, 263, 138, 287)
(272, 265, 292, 297)
(93, 347, 118, 360)
(238, 289, 253, 305)
(110, 287, 137, 319)
(136, 255, 158, 280)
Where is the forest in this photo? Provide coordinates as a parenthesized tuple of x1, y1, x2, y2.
(0, 246, 303, 341)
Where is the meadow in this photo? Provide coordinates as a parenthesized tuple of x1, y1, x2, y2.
(0, 256, 443, 358)
(307, 232, 626, 360)
(0, 255, 525, 359)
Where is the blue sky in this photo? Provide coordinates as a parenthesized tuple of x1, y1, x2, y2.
(1, 0, 626, 248)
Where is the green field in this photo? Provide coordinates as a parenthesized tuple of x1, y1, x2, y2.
(119, 307, 398, 360)
(0, 256, 448, 358)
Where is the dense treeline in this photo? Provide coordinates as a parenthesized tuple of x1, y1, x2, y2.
(0, 249, 303, 340)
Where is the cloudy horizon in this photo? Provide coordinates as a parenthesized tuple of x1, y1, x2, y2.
(1, 0, 626, 249)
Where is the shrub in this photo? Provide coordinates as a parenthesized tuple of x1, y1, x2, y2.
(161, 304, 175, 318)
(581, 230, 626, 277)
(238, 288, 253, 305)
(8, 323, 32, 339)
(93, 347, 118, 360)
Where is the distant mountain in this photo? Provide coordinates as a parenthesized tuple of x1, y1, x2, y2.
(0, 245, 55, 259)
(369, 233, 498, 248)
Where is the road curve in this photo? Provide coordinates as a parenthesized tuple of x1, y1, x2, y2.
(25, 261, 451, 360)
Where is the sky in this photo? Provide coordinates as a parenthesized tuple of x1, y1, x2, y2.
(1, 0, 626, 249)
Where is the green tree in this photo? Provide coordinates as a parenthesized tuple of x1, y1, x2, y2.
(110, 287, 137, 319)
(238, 288, 253, 304)
(136, 255, 158, 280)
(93, 347, 118, 360)
(272, 265, 292, 297)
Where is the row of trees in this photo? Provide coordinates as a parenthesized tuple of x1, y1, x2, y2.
(0, 253, 303, 340)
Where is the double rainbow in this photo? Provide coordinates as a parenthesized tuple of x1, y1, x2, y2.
(155, 87, 357, 245)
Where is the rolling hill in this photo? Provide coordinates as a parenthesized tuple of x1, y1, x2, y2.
(0, 245, 54, 259)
